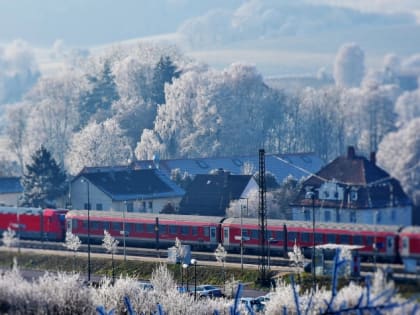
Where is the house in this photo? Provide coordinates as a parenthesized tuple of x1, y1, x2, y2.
(132, 152, 324, 185)
(70, 167, 184, 213)
(179, 169, 258, 216)
(290, 146, 413, 225)
(0, 177, 22, 207)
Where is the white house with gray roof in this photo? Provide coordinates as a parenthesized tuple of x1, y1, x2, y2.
(70, 168, 184, 213)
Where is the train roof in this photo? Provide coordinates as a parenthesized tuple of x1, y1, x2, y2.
(222, 217, 402, 233)
(0, 206, 42, 215)
(400, 226, 420, 234)
(66, 210, 225, 224)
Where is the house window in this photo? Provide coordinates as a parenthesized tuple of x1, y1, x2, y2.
(376, 211, 382, 223)
(96, 203, 103, 211)
(148, 201, 153, 210)
(350, 190, 358, 201)
(126, 202, 133, 212)
(142, 202, 146, 212)
(350, 211, 357, 223)
(83, 203, 91, 210)
(391, 210, 396, 221)
(324, 211, 331, 222)
(304, 209, 311, 221)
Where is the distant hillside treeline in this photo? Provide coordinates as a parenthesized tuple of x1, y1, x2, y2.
(1, 42, 419, 204)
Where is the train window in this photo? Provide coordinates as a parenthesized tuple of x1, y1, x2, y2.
(243, 230, 248, 238)
(402, 237, 408, 248)
(315, 233, 323, 244)
(301, 233, 310, 242)
(288, 232, 297, 242)
(181, 226, 190, 235)
(340, 235, 350, 244)
(112, 222, 122, 231)
(366, 236, 374, 245)
(192, 227, 198, 236)
(83, 220, 88, 230)
(353, 235, 363, 245)
(159, 225, 167, 234)
(72, 219, 78, 229)
(276, 231, 283, 241)
(203, 227, 209, 237)
(135, 224, 143, 232)
(327, 234, 336, 243)
(125, 223, 131, 233)
(251, 230, 259, 240)
(146, 224, 154, 233)
(169, 225, 177, 234)
(92, 221, 100, 230)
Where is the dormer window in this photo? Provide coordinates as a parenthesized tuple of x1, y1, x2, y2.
(350, 189, 358, 201)
(319, 181, 343, 201)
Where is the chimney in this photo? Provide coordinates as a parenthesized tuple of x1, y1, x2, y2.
(347, 146, 355, 159)
(370, 152, 376, 165)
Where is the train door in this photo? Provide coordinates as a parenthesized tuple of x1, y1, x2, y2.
(223, 227, 230, 246)
(210, 226, 217, 243)
(401, 236, 409, 256)
(386, 236, 395, 256)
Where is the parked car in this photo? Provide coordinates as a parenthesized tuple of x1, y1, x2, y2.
(137, 281, 154, 291)
(240, 297, 265, 312)
(191, 285, 224, 298)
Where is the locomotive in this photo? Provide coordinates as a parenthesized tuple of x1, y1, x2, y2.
(1, 207, 419, 264)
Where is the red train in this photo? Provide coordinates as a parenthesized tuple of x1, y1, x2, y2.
(1, 207, 419, 265)
(0, 207, 67, 241)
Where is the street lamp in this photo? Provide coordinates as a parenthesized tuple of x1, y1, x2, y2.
(306, 190, 316, 290)
(121, 201, 127, 262)
(268, 237, 276, 269)
(81, 178, 91, 282)
(183, 263, 189, 291)
(191, 259, 198, 300)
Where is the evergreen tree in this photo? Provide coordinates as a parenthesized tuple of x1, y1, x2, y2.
(80, 61, 119, 127)
(151, 56, 180, 106)
(21, 146, 67, 208)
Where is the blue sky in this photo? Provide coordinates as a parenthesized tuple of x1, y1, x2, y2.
(1, 0, 419, 76)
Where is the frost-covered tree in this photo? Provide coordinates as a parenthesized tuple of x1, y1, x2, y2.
(64, 231, 81, 272)
(377, 118, 420, 205)
(333, 43, 365, 88)
(21, 146, 67, 208)
(288, 240, 305, 281)
(79, 60, 119, 127)
(136, 63, 283, 159)
(66, 119, 132, 175)
(2, 227, 18, 267)
(151, 55, 181, 106)
(394, 88, 420, 128)
(102, 230, 119, 283)
(170, 168, 193, 190)
(214, 243, 227, 292)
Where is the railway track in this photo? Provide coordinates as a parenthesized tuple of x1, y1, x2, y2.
(14, 239, 417, 278)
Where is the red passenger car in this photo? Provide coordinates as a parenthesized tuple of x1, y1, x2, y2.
(399, 226, 420, 261)
(66, 210, 223, 249)
(221, 217, 401, 262)
(0, 207, 67, 241)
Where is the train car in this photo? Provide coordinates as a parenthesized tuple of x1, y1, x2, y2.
(0, 207, 67, 241)
(221, 217, 401, 262)
(66, 210, 223, 250)
(399, 226, 420, 262)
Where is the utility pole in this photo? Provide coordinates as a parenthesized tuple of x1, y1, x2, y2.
(258, 149, 269, 286)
